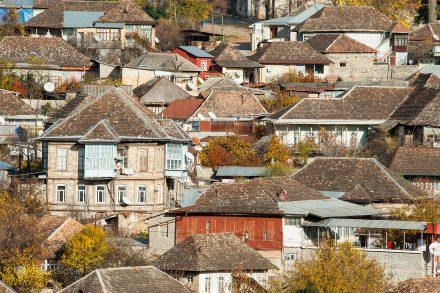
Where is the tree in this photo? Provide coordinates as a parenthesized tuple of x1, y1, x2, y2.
(0, 257, 50, 292)
(264, 135, 291, 164)
(334, 0, 421, 27)
(0, 9, 25, 40)
(358, 126, 397, 164)
(61, 225, 107, 274)
(392, 198, 440, 222)
(199, 135, 261, 168)
(269, 241, 387, 293)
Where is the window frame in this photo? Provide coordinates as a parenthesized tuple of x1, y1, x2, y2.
(137, 185, 147, 203)
(56, 185, 66, 202)
(166, 143, 183, 170)
(200, 60, 208, 71)
(96, 185, 106, 203)
(77, 185, 86, 203)
(117, 146, 128, 169)
(117, 185, 126, 203)
(204, 276, 211, 293)
(57, 148, 67, 171)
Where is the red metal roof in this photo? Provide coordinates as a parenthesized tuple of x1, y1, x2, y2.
(161, 98, 203, 119)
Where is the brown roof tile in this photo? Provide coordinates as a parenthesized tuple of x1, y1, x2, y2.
(0, 90, 35, 116)
(155, 233, 276, 272)
(161, 98, 204, 120)
(410, 23, 440, 41)
(210, 43, 263, 68)
(0, 36, 92, 67)
(271, 86, 411, 121)
(293, 157, 424, 204)
(389, 147, 440, 176)
(133, 78, 191, 106)
(252, 41, 331, 65)
(40, 87, 189, 142)
(175, 177, 328, 215)
(296, 6, 394, 32)
(387, 277, 440, 293)
(306, 33, 376, 53)
(59, 266, 192, 293)
(192, 90, 267, 118)
(95, 0, 156, 25)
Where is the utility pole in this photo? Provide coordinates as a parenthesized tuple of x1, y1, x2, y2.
(429, 0, 437, 23)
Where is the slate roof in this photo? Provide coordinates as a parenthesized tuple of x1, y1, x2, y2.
(172, 177, 329, 215)
(191, 90, 267, 118)
(251, 41, 332, 65)
(0, 90, 35, 116)
(177, 46, 213, 58)
(292, 157, 424, 204)
(154, 233, 276, 272)
(125, 52, 202, 72)
(25, 0, 117, 28)
(408, 73, 440, 89)
(48, 93, 92, 123)
(40, 87, 189, 142)
(296, 6, 395, 32)
(389, 87, 440, 127)
(306, 33, 376, 53)
(133, 78, 191, 106)
(387, 278, 440, 293)
(0, 36, 93, 68)
(95, 0, 156, 25)
(410, 22, 440, 41)
(59, 266, 192, 293)
(270, 86, 412, 122)
(210, 43, 263, 68)
(161, 98, 204, 120)
(388, 147, 440, 176)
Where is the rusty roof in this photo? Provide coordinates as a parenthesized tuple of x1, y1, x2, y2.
(251, 41, 332, 65)
(155, 233, 277, 272)
(0, 36, 93, 68)
(296, 6, 395, 32)
(161, 98, 204, 120)
(40, 87, 189, 142)
(306, 33, 377, 53)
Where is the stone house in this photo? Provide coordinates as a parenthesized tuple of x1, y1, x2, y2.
(295, 6, 410, 65)
(251, 41, 332, 82)
(409, 23, 440, 65)
(305, 33, 379, 81)
(58, 266, 192, 293)
(122, 52, 201, 88)
(268, 86, 412, 149)
(25, 0, 157, 49)
(0, 36, 96, 85)
(39, 87, 190, 228)
(154, 233, 277, 293)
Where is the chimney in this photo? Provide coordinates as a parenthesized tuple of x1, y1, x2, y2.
(278, 189, 288, 201)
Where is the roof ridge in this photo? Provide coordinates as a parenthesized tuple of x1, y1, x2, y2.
(96, 270, 108, 293)
(371, 158, 410, 197)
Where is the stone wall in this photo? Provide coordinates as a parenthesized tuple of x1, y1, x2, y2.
(147, 213, 176, 256)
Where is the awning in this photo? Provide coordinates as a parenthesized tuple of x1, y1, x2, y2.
(303, 218, 427, 231)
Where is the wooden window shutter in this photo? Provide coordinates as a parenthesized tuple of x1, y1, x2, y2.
(147, 149, 154, 172)
(139, 150, 148, 172)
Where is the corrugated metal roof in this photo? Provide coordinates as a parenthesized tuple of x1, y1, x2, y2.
(216, 166, 267, 177)
(178, 46, 213, 58)
(320, 191, 345, 199)
(63, 11, 104, 28)
(278, 199, 378, 218)
(259, 4, 324, 25)
(303, 218, 426, 231)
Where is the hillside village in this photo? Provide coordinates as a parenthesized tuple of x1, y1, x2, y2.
(0, 0, 439, 292)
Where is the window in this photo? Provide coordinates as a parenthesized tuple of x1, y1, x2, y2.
(139, 150, 148, 172)
(218, 277, 225, 291)
(78, 147, 85, 171)
(57, 185, 66, 202)
(117, 147, 128, 168)
(314, 64, 324, 74)
(84, 144, 115, 178)
(201, 60, 208, 71)
(206, 220, 211, 233)
(302, 33, 315, 41)
(394, 35, 408, 47)
(269, 25, 278, 38)
(96, 186, 105, 203)
(426, 134, 440, 147)
(340, 62, 346, 67)
(117, 185, 126, 203)
(263, 231, 269, 241)
(204, 276, 211, 293)
(285, 217, 301, 226)
(57, 148, 67, 170)
(188, 276, 194, 283)
(77, 185, 86, 203)
(138, 186, 147, 203)
(96, 28, 120, 41)
(42, 142, 48, 170)
(285, 253, 296, 261)
(166, 144, 183, 170)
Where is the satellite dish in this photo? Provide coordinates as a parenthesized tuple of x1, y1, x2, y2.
(185, 152, 195, 161)
(122, 196, 131, 205)
(198, 77, 205, 84)
(197, 114, 205, 120)
(187, 81, 196, 90)
(94, 35, 100, 42)
(0, 116, 5, 124)
(155, 37, 160, 43)
(208, 112, 216, 119)
(44, 82, 55, 93)
(434, 34, 439, 41)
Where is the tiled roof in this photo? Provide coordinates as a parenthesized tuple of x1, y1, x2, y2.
(133, 78, 191, 106)
(95, 0, 156, 25)
(59, 266, 192, 293)
(270, 86, 411, 121)
(0, 280, 15, 293)
(25, 1, 117, 28)
(296, 6, 394, 32)
(210, 43, 263, 68)
(40, 87, 190, 142)
(387, 278, 440, 293)
(306, 33, 376, 53)
(0, 90, 35, 116)
(292, 157, 424, 204)
(0, 36, 93, 68)
(191, 90, 267, 118)
(410, 23, 440, 41)
(281, 82, 335, 92)
(155, 233, 276, 272)
(161, 98, 204, 119)
(389, 147, 440, 176)
(33, 0, 59, 9)
(125, 52, 202, 72)
(172, 177, 328, 215)
(251, 41, 332, 65)
(388, 22, 410, 33)
(48, 93, 92, 123)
